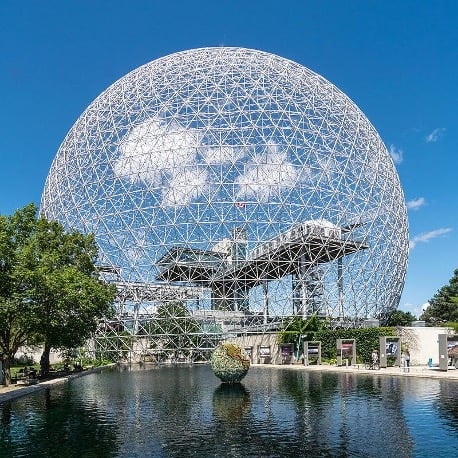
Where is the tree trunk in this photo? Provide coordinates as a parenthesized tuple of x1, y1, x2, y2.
(40, 342, 52, 377)
(1, 356, 12, 387)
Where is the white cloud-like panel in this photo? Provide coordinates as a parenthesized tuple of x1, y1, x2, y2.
(236, 146, 306, 202)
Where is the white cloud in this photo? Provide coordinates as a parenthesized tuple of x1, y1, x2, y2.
(125, 246, 144, 262)
(389, 145, 403, 165)
(401, 301, 430, 318)
(316, 155, 338, 181)
(114, 117, 241, 207)
(406, 197, 425, 211)
(161, 167, 209, 207)
(115, 118, 309, 207)
(236, 145, 306, 202)
(409, 227, 452, 249)
(114, 118, 200, 185)
(201, 145, 246, 165)
(401, 302, 417, 315)
(425, 127, 445, 143)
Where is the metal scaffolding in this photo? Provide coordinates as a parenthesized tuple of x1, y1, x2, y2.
(41, 48, 409, 361)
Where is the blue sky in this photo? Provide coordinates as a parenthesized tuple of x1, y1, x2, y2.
(1, 0, 457, 317)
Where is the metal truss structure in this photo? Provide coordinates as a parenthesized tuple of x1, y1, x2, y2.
(41, 47, 409, 361)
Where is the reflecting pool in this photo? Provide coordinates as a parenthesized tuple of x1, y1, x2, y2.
(1, 365, 457, 457)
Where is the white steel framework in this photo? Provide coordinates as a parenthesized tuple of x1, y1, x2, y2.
(41, 47, 409, 361)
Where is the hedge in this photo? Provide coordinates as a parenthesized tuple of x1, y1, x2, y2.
(314, 327, 397, 362)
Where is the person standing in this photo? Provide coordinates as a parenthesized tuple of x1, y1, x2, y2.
(404, 350, 410, 371)
(371, 350, 379, 369)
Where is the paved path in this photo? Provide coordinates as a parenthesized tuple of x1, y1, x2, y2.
(254, 362, 458, 379)
(0, 365, 116, 404)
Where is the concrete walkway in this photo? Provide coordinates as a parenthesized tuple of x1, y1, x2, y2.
(253, 362, 458, 380)
(0, 364, 116, 404)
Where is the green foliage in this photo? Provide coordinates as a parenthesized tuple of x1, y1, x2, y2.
(314, 327, 396, 363)
(60, 347, 111, 368)
(278, 314, 327, 355)
(0, 204, 43, 384)
(95, 331, 135, 362)
(385, 310, 416, 326)
(7, 364, 40, 382)
(145, 301, 201, 358)
(0, 203, 116, 383)
(445, 322, 458, 333)
(421, 269, 458, 324)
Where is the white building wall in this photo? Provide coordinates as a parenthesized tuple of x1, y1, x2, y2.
(16, 346, 62, 365)
(230, 334, 286, 365)
(402, 326, 452, 366)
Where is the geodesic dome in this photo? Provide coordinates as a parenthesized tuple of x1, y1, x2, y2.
(41, 47, 408, 323)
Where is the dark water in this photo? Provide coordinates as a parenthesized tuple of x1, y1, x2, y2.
(1, 365, 457, 457)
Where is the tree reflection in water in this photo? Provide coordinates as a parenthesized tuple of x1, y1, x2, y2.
(0, 365, 457, 457)
(0, 386, 119, 457)
(436, 379, 458, 428)
(268, 369, 414, 457)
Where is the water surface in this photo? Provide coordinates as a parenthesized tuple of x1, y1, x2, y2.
(1, 365, 457, 457)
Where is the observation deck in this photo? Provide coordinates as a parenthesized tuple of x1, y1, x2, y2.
(156, 222, 368, 289)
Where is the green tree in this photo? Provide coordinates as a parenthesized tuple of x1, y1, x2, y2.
(278, 314, 327, 358)
(0, 204, 116, 383)
(0, 204, 41, 385)
(94, 331, 136, 363)
(19, 216, 116, 376)
(385, 310, 416, 327)
(421, 269, 458, 324)
(146, 301, 200, 360)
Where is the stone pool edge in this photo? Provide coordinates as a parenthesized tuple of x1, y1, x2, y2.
(252, 363, 458, 380)
(0, 364, 117, 404)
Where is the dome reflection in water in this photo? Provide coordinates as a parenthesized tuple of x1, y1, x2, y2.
(1, 365, 458, 457)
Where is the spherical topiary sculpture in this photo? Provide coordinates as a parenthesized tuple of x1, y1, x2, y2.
(210, 342, 250, 383)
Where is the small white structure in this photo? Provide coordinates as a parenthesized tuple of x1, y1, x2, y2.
(397, 326, 452, 366)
